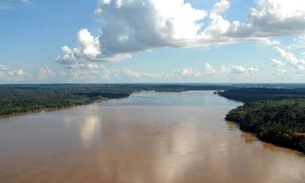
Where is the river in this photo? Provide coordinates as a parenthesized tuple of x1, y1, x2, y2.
(0, 91, 304, 183)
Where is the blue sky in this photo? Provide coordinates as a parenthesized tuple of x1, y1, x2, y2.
(1, 0, 305, 83)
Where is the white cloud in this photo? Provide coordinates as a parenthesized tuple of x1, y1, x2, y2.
(112, 64, 262, 82)
(0, 65, 11, 71)
(113, 67, 204, 81)
(230, 65, 259, 75)
(211, 0, 230, 15)
(0, 65, 10, 78)
(273, 68, 288, 76)
(117, 68, 141, 79)
(64, 62, 100, 70)
(56, 0, 305, 70)
(203, 63, 260, 76)
(205, 0, 305, 41)
(115, 68, 164, 80)
(285, 35, 305, 50)
(57, 29, 131, 64)
(8, 69, 24, 77)
(58, 0, 209, 65)
(274, 46, 305, 70)
(204, 62, 216, 75)
(274, 47, 298, 64)
(94, 0, 208, 51)
(96, 0, 207, 49)
(227, 0, 305, 39)
(59, 64, 112, 81)
(270, 58, 284, 67)
(38, 67, 53, 80)
(76, 29, 101, 59)
(0, 65, 29, 81)
(55, 61, 266, 82)
(173, 68, 202, 77)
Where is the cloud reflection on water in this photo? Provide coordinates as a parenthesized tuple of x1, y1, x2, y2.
(80, 115, 102, 148)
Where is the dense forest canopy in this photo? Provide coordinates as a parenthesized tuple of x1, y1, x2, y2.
(217, 88, 305, 103)
(0, 84, 130, 115)
(225, 99, 305, 153)
(219, 88, 305, 153)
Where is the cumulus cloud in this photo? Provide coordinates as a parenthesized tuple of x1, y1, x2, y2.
(244, 0, 305, 37)
(211, 0, 230, 15)
(8, 69, 24, 77)
(114, 67, 204, 81)
(57, 62, 265, 82)
(172, 68, 202, 77)
(56, 0, 305, 71)
(57, 0, 209, 68)
(274, 47, 305, 70)
(112, 64, 261, 82)
(230, 65, 259, 75)
(38, 67, 53, 80)
(59, 64, 112, 81)
(0, 65, 29, 81)
(202, 63, 260, 76)
(58, 0, 208, 66)
(114, 68, 164, 80)
(273, 68, 288, 76)
(96, 0, 207, 50)
(0, 65, 11, 71)
(270, 58, 284, 67)
(204, 62, 216, 75)
(56, 29, 132, 65)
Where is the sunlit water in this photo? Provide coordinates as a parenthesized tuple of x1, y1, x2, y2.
(0, 91, 304, 183)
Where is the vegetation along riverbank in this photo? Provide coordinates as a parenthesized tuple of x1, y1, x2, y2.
(0, 84, 232, 117)
(218, 88, 305, 153)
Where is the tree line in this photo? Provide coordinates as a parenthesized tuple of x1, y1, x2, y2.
(0, 84, 232, 116)
(0, 84, 131, 115)
(219, 88, 305, 153)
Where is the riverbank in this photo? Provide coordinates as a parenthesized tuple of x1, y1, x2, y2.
(0, 85, 132, 117)
(0, 84, 236, 117)
(0, 98, 110, 119)
(218, 88, 305, 154)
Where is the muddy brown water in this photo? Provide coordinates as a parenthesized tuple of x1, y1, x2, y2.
(0, 91, 304, 183)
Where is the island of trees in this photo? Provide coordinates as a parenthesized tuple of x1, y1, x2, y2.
(218, 88, 305, 153)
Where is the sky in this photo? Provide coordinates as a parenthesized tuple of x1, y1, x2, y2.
(1, 0, 305, 83)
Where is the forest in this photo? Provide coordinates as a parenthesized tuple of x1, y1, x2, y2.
(217, 87, 305, 103)
(0, 84, 131, 116)
(0, 84, 232, 116)
(219, 88, 305, 153)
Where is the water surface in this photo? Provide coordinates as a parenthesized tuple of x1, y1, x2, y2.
(0, 91, 304, 183)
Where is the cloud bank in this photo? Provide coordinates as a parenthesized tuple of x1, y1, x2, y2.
(56, 0, 305, 69)
(0, 65, 27, 81)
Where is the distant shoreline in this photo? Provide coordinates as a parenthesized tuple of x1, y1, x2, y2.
(0, 98, 109, 119)
(0, 84, 235, 118)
